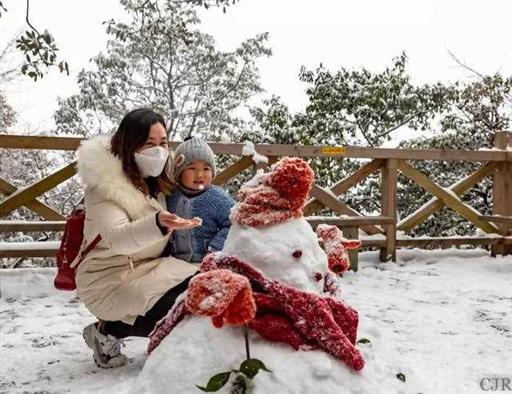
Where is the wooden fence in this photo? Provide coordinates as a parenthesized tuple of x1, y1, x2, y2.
(1, 131, 511, 271)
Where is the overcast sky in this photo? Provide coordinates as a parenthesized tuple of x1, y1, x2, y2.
(1, 0, 511, 138)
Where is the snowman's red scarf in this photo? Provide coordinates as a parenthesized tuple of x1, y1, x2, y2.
(148, 254, 365, 371)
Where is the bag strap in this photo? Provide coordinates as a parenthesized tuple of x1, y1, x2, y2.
(76, 234, 102, 266)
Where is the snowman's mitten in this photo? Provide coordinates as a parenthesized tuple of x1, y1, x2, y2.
(185, 269, 256, 328)
(316, 224, 362, 274)
(219, 283, 257, 327)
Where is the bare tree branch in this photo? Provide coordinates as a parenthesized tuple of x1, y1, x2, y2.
(448, 50, 484, 79)
(24, 0, 40, 36)
(374, 111, 422, 140)
(355, 119, 374, 147)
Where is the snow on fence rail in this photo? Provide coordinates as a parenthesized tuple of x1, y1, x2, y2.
(1, 131, 511, 266)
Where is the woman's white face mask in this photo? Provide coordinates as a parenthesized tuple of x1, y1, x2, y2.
(134, 146, 169, 178)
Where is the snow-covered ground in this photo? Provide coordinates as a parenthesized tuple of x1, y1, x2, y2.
(1, 248, 511, 394)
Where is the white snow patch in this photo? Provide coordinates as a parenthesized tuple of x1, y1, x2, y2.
(0, 241, 60, 251)
(242, 140, 268, 165)
(1, 249, 511, 393)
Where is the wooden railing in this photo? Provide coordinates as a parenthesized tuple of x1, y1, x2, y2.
(1, 131, 511, 270)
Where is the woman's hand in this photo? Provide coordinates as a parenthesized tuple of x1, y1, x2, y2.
(158, 211, 202, 231)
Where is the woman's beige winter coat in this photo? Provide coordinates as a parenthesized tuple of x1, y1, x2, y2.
(73, 135, 198, 324)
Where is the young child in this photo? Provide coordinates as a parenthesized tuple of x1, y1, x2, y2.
(166, 137, 235, 263)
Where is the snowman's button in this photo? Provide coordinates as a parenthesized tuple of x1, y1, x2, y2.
(292, 250, 302, 258)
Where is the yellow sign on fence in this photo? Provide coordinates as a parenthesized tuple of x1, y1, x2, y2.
(321, 146, 346, 156)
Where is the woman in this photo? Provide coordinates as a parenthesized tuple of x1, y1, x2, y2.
(74, 108, 200, 368)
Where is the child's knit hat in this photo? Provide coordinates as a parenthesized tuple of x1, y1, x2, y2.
(230, 157, 314, 227)
(173, 137, 217, 180)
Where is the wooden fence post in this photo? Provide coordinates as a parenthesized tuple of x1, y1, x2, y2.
(380, 159, 398, 262)
(342, 226, 359, 271)
(491, 131, 512, 256)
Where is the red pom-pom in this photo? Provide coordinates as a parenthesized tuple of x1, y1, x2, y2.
(268, 157, 314, 209)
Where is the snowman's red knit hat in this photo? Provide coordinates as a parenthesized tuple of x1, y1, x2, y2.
(231, 157, 314, 227)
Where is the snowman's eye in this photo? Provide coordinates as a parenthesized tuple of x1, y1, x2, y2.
(292, 250, 302, 258)
(314, 272, 323, 281)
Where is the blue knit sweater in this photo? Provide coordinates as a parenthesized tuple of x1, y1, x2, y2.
(165, 185, 235, 262)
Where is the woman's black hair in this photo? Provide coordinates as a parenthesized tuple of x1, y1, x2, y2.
(110, 108, 173, 195)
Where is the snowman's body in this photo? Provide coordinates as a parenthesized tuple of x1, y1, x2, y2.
(130, 217, 361, 394)
(134, 315, 360, 394)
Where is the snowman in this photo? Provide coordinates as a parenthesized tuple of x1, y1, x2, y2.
(131, 157, 365, 394)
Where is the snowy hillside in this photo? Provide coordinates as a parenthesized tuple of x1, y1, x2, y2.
(1, 248, 511, 394)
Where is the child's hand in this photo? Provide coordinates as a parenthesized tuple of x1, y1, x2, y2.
(158, 211, 202, 231)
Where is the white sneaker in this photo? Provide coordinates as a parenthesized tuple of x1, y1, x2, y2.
(82, 322, 128, 368)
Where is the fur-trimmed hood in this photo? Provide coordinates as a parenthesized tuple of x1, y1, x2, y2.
(76, 135, 150, 218)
